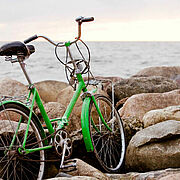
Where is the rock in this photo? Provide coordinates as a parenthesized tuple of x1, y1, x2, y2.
(174, 74, 180, 87)
(56, 85, 108, 120)
(121, 116, 144, 145)
(66, 158, 110, 180)
(84, 76, 122, 92)
(120, 89, 180, 123)
(56, 86, 82, 119)
(107, 168, 180, 180)
(34, 80, 69, 103)
(143, 106, 180, 128)
(159, 172, 180, 180)
(115, 97, 129, 110)
(119, 89, 180, 143)
(0, 120, 32, 134)
(35, 102, 81, 136)
(0, 77, 28, 97)
(36, 102, 66, 120)
(133, 66, 180, 79)
(125, 120, 180, 172)
(107, 76, 179, 103)
(48, 176, 97, 180)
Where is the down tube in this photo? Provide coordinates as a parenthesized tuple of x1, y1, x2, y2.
(58, 80, 86, 129)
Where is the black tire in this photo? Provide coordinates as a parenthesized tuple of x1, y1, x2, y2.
(0, 103, 45, 180)
(89, 95, 125, 173)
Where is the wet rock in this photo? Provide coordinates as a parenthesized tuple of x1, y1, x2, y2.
(143, 105, 180, 128)
(125, 120, 180, 172)
(107, 76, 179, 103)
(34, 80, 69, 103)
(120, 89, 180, 124)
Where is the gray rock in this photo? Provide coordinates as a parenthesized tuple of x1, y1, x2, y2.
(133, 66, 180, 79)
(125, 120, 180, 172)
(107, 76, 179, 103)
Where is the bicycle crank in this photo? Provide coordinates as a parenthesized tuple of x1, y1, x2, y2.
(54, 129, 73, 168)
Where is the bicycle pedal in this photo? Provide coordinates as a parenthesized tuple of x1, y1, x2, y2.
(60, 159, 77, 172)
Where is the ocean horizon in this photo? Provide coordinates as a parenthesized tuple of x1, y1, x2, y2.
(0, 41, 180, 85)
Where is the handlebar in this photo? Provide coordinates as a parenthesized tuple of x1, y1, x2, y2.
(24, 16, 94, 46)
(24, 35, 38, 44)
(75, 16, 94, 23)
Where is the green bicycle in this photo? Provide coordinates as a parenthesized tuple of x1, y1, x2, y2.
(0, 16, 125, 180)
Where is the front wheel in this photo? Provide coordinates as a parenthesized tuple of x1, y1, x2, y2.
(89, 95, 125, 173)
(0, 102, 45, 180)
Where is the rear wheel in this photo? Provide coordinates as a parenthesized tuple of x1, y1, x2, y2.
(0, 103, 45, 180)
(89, 95, 125, 173)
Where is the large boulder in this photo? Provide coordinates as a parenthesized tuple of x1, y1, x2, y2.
(143, 106, 180, 128)
(34, 80, 69, 102)
(0, 77, 28, 97)
(107, 76, 179, 103)
(120, 89, 180, 123)
(35, 102, 81, 137)
(56, 85, 108, 120)
(120, 89, 180, 142)
(125, 120, 180, 172)
(133, 66, 180, 79)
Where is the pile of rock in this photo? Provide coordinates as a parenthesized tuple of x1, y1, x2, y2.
(1, 65, 180, 179)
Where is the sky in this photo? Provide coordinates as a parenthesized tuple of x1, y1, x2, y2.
(1, 0, 180, 41)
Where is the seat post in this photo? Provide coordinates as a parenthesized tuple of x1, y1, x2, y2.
(17, 53, 33, 85)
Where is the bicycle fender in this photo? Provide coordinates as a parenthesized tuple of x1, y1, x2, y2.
(81, 97, 94, 152)
(0, 100, 48, 145)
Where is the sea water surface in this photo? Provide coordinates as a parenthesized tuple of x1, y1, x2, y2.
(0, 41, 180, 85)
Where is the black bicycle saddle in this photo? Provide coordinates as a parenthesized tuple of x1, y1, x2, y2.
(0, 41, 35, 56)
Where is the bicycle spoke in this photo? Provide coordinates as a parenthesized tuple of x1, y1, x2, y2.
(0, 103, 45, 179)
(89, 95, 125, 172)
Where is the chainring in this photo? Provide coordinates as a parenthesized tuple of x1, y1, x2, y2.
(54, 129, 72, 159)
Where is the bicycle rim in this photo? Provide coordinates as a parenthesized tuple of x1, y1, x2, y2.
(0, 103, 45, 180)
(89, 95, 125, 172)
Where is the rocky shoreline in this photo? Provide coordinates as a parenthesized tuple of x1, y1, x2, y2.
(1, 66, 180, 179)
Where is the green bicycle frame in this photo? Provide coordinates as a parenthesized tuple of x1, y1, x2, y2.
(1, 73, 112, 154)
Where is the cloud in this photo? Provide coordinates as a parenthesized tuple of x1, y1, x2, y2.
(1, 0, 180, 41)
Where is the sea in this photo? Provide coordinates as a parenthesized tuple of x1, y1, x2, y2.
(0, 41, 180, 85)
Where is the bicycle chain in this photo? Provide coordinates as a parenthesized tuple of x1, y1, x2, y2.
(18, 130, 64, 162)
